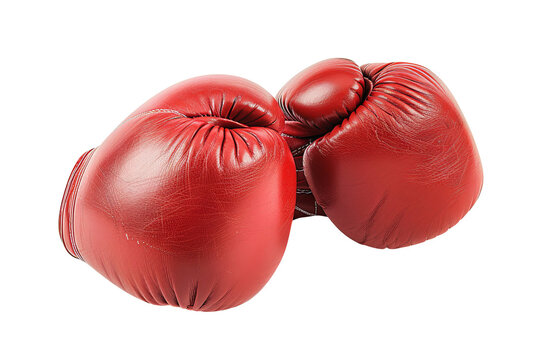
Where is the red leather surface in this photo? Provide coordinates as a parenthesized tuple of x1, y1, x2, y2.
(279, 59, 483, 248)
(59, 75, 296, 311)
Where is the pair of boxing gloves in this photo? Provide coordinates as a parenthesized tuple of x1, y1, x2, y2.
(59, 59, 483, 311)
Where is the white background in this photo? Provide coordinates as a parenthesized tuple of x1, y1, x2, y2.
(1, 1, 538, 359)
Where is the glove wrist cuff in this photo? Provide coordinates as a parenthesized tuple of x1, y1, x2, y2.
(281, 134, 326, 219)
(59, 148, 95, 260)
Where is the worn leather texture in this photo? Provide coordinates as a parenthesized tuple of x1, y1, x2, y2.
(279, 58, 483, 249)
(59, 75, 296, 311)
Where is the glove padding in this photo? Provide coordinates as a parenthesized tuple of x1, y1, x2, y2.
(60, 75, 296, 311)
(279, 58, 483, 249)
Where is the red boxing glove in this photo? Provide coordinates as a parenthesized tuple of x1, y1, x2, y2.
(279, 59, 483, 249)
(59, 75, 296, 311)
